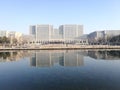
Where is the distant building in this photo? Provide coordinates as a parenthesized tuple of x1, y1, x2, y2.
(6, 31, 23, 44)
(51, 28, 62, 40)
(6, 31, 22, 39)
(0, 31, 7, 37)
(0, 30, 23, 44)
(36, 24, 53, 41)
(6, 31, 16, 38)
(88, 30, 120, 44)
(88, 31, 104, 42)
(28, 24, 88, 45)
(29, 25, 36, 39)
(59, 24, 83, 40)
(19, 35, 34, 44)
(104, 30, 120, 38)
(15, 32, 23, 42)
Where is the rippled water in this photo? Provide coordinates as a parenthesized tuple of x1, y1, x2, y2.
(0, 50, 120, 90)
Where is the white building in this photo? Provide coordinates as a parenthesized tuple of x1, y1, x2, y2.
(0, 31, 7, 37)
(59, 24, 83, 40)
(15, 32, 23, 42)
(6, 31, 16, 38)
(28, 24, 88, 45)
(29, 24, 53, 41)
(51, 28, 62, 40)
(36, 25, 53, 41)
(29, 25, 36, 39)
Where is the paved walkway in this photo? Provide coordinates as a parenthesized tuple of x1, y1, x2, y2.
(0, 45, 120, 50)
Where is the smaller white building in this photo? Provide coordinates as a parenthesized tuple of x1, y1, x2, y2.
(0, 30, 7, 37)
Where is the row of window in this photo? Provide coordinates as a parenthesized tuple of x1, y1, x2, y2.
(29, 40, 88, 44)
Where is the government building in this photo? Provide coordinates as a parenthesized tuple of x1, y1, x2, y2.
(29, 24, 88, 45)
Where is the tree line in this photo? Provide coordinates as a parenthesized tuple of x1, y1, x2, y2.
(109, 35, 120, 45)
(0, 36, 17, 45)
(0, 36, 10, 44)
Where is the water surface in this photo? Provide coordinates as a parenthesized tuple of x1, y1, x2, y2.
(0, 50, 120, 90)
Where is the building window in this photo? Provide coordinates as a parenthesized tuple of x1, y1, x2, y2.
(83, 41, 86, 43)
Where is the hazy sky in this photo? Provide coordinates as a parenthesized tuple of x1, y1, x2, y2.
(0, 0, 120, 34)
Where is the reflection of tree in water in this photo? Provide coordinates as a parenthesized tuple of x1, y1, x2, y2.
(98, 50, 120, 59)
(0, 52, 10, 59)
(108, 51, 120, 57)
(0, 51, 34, 62)
(0, 52, 18, 59)
(88, 50, 120, 60)
(13, 52, 17, 57)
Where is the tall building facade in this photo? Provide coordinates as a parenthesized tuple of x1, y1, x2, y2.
(51, 28, 63, 40)
(28, 24, 88, 44)
(29, 25, 36, 35)
(29, 25, 53, 41)
(36, 25, 53, 41)
(29, 25, 36, 39)
(59, 24, 83, 40)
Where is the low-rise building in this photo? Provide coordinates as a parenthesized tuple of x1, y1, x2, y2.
(88, 30, 120, 44)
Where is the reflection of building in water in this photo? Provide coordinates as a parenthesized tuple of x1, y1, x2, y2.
(30, 52, 52, 67)
(50, 52, 64, 65)
(30, 51, 84, 67)
(59, 52, 84, 67)
(30, 53, 36, 66)
(88, 50, 120, 60)
(0, 50, 120, 64)
(36, 52, 52, 67)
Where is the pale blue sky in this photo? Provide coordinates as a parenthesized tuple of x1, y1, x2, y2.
(0, 0, 120, 34)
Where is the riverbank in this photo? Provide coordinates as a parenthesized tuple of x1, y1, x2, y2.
(0, 45, 120, 50)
